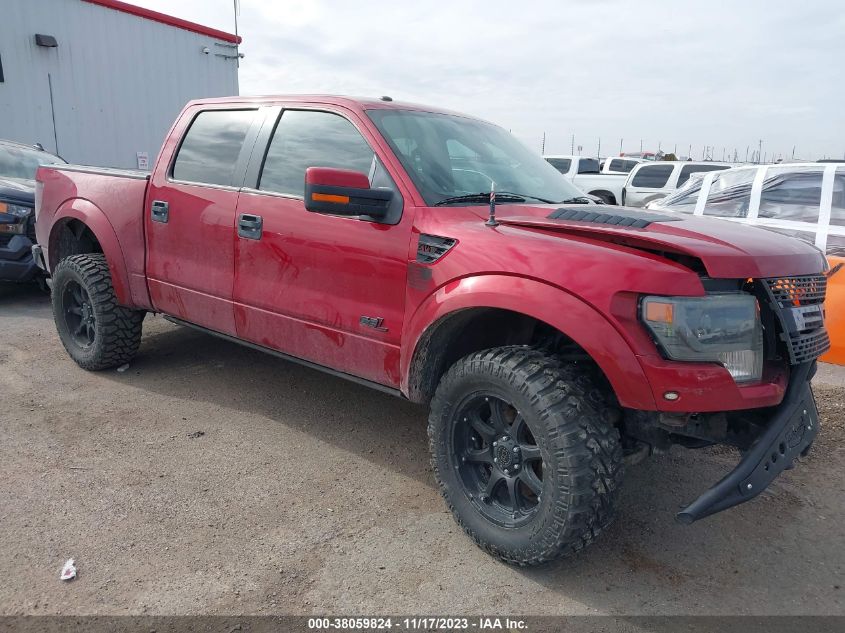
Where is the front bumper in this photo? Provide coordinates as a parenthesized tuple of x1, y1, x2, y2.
(0, 233, 39, 282)
(677, 361, 819, 523)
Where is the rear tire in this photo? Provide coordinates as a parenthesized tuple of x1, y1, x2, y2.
(52, 254, 145, 370)
(428, 346, 624, 566)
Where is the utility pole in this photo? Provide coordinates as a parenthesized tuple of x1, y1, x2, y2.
(541, 132, 546, 154)
(792, 145, 795, 160)
(758, 139, 763, 165)
(745, 146, 749, 163)
(673, 143, 677, 156)
(688, 144, 692, 160)
(619, 138, 623, 155)
(571, 133, 575, 155)
(640, 139, 643, 154)
(597, 137, 601, 159)
(722, 148, 726, 161)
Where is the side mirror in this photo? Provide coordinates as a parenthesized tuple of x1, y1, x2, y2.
(304, 167, 392, 219)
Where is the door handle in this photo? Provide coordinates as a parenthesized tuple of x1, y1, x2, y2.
(151, 200, 169, 223)
(238, 213, 263, 240)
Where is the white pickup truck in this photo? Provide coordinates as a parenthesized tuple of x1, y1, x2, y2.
(544, 155, 626, 204)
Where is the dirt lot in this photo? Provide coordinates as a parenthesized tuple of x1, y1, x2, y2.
(1, 282, 843, 616)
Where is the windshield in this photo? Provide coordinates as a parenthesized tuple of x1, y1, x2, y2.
(366, 109, 584, 206)
(0, 144, 65, 180)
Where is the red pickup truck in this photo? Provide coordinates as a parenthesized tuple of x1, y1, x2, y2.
(34, 96, 829, 565)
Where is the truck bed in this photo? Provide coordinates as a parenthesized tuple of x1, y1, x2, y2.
(35, 164, 152, 309)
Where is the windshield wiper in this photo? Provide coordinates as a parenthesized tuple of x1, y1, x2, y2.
(434, 191, 554, 206)
(558, 196, 593, 204)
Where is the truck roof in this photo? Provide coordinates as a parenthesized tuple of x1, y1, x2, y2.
(183, 95, 474, 118)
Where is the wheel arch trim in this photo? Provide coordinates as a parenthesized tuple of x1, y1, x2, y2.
(401, 274, 655, 409)
(48, 199, 135, 306)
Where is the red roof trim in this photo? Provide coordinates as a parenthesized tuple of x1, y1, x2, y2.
(82, 0, 242, 44)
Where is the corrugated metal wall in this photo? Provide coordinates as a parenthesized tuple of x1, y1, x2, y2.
(0, 0, 239, 168)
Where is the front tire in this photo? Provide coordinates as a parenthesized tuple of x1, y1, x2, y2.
(52, 254, 145, 370)
(428, 346, 623, 565)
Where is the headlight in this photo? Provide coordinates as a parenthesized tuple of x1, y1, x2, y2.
(0, 202, 34, 218)
(641, 294, 763, 383)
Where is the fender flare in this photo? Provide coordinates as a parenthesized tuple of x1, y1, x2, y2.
(401, 274, 655, 409)
(48, 199, 134, 306)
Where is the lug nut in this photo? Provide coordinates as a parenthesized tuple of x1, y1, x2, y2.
(513, 447, 519, 453)
(513, 464, 520, 470)
(480, 495, 489, 503)
(493, 458, 498, 463)
(493, 441, 498, 447)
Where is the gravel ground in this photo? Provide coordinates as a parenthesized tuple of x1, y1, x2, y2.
(1, 282, 843, 616)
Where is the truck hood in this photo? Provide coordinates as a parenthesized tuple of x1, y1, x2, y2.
(494, 205, 826, 279)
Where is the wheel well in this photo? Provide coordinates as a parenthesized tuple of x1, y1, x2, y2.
(589, 190, 617, 204)
(407, 308, 605, 404)
(49, 219, 103, 271)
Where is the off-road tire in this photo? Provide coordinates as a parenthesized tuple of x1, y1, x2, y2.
(52, 254, 145, 370)
(428, 346, 624, 566)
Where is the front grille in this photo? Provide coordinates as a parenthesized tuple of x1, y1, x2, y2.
(0, 234, 11, 248)
(765, 275, 827, 308)
(789, 329, 831, 364)
(760, 275, 830, 364)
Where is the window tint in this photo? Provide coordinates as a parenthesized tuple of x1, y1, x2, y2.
(630, 164, 673, 188)
(678, 163, 729, 187)
(577, 158, 600, 174)
(758, 168, 823, 223)
(702, 168, 756, 218)
(172, 110, 255, 186)
(608, 159, 624, 172)
(260, 110, 374, 196)
(546, 158, 571, 174)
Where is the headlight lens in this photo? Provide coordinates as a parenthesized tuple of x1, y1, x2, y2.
(0, 202, 34, 218)
(641, 294, 763, 383)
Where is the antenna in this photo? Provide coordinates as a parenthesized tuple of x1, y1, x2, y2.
(485, 181, 498, 227)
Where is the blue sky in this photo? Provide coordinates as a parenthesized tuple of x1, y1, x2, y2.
(135, 0, 844, 161)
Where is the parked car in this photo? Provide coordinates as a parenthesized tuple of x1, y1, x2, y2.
(601, 156, 643, 174)
(0, 140, 66, 284)
(544, 155, 626, 204)
(622, 160, 731, 207)
(648, 162, 845, 364)
(36, 96, 829, 565)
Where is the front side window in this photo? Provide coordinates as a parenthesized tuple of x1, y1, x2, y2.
(630, 164, 674, 188)
(172, 109, 255, 186)
(368, 109, 584, 206)
(678, 163, 729, 187)
(259, 110, 374, 196)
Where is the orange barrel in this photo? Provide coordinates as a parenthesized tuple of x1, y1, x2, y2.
(821, 255, 845, 365)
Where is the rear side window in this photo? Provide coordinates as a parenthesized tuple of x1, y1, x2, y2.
(172, 110, 255, 186)
(678, 163, 729, 187)
(758, 169, 823, 223)
(259, 110, 374, 196)
(577, 158, 600, 174)
(630, 164, 673, 188)
(608, 159, 624, 172)
(545, 158, 571, 174)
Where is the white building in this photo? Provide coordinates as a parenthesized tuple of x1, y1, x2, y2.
(0, 0, 240, 168)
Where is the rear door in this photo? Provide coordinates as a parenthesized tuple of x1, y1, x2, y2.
(146, 107, 262, 335)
